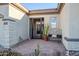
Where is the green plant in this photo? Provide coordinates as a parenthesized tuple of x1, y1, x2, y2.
(35, 44, 40, 56)
(43, 24, 49, 36)
(0, 49, 22, 56)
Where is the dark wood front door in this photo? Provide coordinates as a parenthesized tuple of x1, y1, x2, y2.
(29, 18, 44, 39)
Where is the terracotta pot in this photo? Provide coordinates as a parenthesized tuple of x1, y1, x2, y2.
(43, 35, 48, 41)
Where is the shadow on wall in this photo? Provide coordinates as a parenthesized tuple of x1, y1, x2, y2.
(0, 13, 29, 48)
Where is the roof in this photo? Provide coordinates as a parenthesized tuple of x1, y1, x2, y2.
(0, 3, 29, 14)
(29, 8, 58, 15)
(0, 3, 65, 15)
(10, 3, 29, 14)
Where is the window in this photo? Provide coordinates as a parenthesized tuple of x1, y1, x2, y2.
(49, 17, 57, 28)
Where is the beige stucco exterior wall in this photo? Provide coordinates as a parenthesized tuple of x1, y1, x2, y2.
(8, 4, 29, 47)
(0, 18, 9, 48)
(60, 3, 79, 50)
(69, 3, 79, 38)
(68, 3, 79, 50)
(0, 4, 9, 18)
(59, 4, 70, 49)
(0, 4, 10, 48)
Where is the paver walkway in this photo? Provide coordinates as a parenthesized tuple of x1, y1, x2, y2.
(12, 39, 66, 56)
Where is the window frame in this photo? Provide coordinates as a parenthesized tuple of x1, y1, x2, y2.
(49, 17, 57, 28)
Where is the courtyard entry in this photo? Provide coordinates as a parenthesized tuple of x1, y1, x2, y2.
(29, 18, 44, 39)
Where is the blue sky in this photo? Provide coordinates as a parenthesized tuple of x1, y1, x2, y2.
(21, 3, 58, 10)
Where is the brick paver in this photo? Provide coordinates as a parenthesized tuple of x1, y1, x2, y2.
(12, 39, 66, 56)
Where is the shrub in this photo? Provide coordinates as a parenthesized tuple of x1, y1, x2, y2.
(0, 49, 22, 56)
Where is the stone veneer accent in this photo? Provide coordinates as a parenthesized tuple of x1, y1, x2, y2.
(64, 37, 79, 56)
(64, 37, 79, 42)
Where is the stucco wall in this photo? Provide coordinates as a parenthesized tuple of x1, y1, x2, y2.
(8, 16, 29, 47)
(59, 4, 70, 49)
(0, 4, 10, 48)
(0, 18, 9, 48)
(0, 5, 9, 19)
(8, 4, 29, 47)
(68, 3, 79, 51)
(60, 3, 79, 50)
(69, 3, 79, 38)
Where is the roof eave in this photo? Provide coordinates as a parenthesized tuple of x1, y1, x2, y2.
(29, 8, 59, 15)
(10, 3, 29, 15)
(57, 3, 65, 13)
(29, 3, 65, 15)
(0, 3, 65, 15)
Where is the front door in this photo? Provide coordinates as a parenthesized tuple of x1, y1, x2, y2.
(29, 18, 44, 39)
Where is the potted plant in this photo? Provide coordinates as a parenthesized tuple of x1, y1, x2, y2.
(42, 25, 49, 41)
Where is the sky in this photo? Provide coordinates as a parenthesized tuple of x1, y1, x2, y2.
(21, 3, 58, 10)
